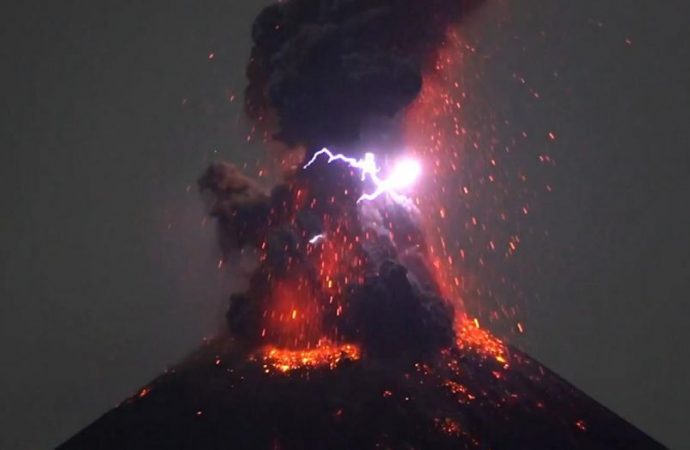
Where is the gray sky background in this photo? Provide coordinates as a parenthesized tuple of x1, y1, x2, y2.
(1, 1, 688, 449)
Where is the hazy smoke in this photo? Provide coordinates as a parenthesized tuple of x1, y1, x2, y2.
(199, 162, 270, 251)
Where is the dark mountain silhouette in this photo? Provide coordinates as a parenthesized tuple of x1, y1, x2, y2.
(60, 330, 663, 450)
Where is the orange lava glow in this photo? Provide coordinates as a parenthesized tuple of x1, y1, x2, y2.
(261, 279, 324, 348)
(255, 183, 369, 351)
(455, 315, 508, 364)
(404, 28, 530, 346)
(258, 339, 361, 373)
(434, 417, 463, 437)
(405, 31, 472, 306)
(404, 34, 514, 363)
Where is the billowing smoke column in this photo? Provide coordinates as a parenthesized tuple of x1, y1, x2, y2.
(246, 0, 479, 149)
(200, 0, 481, 364)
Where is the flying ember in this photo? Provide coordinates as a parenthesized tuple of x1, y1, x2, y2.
(303, 148, 422, 203)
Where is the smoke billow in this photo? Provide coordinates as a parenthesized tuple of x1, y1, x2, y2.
(246, 0, 477, 149)
(201, 0, 482, 363)
(339, 261, 455, 360)
(201, 161, 454, 361)
(199, 163, 270, 251)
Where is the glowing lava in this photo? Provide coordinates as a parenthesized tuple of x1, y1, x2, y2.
(258, 340, 361, 373)
(455, 316, 509, 365)
(303, 148, 421, 203)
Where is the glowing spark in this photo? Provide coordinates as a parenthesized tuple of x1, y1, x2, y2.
(303, 148, 421, 203)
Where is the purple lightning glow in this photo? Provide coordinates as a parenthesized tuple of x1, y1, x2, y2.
(308, 234, 326, 244)
(303, 148, 421, 203)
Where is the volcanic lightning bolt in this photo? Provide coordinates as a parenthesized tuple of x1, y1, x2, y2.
(303, 148, 422, 203)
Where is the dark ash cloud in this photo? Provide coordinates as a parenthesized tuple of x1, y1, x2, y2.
(246, 0, 478, 149)
(199, 0, 483, 362)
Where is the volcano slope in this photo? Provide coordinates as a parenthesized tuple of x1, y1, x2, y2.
(60, 319, 663, 449)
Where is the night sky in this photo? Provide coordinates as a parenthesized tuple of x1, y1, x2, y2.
(2, 1, 688, 449)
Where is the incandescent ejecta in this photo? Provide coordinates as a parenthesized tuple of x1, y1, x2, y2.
(60, 0, 665, 448)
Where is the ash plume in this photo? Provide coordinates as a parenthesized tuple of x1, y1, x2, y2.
(201, 162, 455, 360)
(201, 0, 484, 362)
(338, 261, 455, 360)
(199, 162, 270, 251)
(246, 0, 479, 149)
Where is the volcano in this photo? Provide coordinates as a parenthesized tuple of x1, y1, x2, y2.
(59, 324, 663, 450)
(58, 1, 666, 448)
(58, 159, 662, 449)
